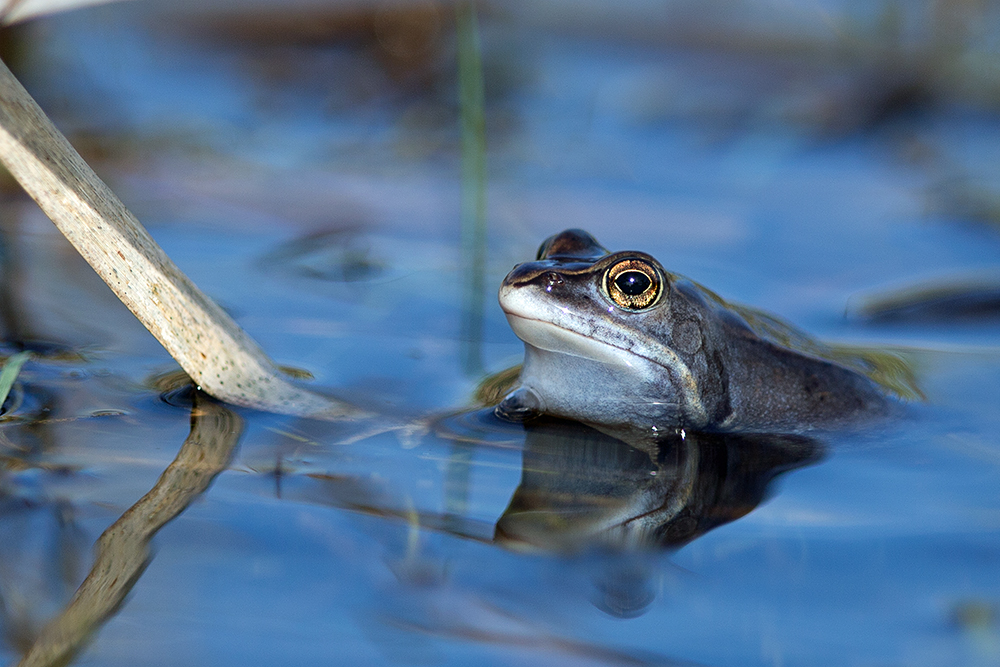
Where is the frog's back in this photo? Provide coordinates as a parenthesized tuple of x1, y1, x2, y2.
(685, 280, 914, 430)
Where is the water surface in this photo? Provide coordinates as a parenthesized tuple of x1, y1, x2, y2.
(3, 3, 1000, 665)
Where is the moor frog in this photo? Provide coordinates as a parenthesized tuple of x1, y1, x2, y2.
(497, 229, 911, 433)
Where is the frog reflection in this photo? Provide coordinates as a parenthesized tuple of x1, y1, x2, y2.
(498, 229, 918, 434)
(493, 417, 821, 617)
(494, 418, 820, 555)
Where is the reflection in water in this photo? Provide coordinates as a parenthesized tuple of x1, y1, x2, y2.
(12, 393, 242, 667)
(303, 409, 822, 566)
(493, 418, 821, 617)
(417, 409, 823, 619)
(0, 500, 89, 658)
(496, 419, 821, 554)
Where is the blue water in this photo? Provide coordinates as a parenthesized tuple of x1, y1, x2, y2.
(3, 3, 1000, 666)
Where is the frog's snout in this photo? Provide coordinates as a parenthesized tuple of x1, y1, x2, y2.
(501, 261, 572, 291)
(502, 261, 544, 286)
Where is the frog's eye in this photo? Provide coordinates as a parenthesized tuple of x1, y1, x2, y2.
(604, 259, 662, 310)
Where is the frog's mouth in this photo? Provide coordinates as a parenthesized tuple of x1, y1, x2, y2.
(499, 282, 667, 369)
(503, 312, 643, 368)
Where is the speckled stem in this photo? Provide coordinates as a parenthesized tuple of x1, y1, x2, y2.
(0, 57, 367, 420)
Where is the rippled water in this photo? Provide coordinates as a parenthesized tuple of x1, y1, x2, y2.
(3, 3, 1000, 666)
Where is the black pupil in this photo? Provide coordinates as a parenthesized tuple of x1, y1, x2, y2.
(615, 271, 651, 296)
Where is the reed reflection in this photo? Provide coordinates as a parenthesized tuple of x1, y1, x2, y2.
(11, 392, 242, 667)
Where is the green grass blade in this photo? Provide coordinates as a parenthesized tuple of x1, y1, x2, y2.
(457, 0, 487, 375)
(0, 350, 31, 412)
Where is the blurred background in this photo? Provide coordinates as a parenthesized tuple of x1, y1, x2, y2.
(1, 1, 1000, 665)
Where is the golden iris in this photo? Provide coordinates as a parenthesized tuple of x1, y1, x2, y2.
(604, 259, 661, 310)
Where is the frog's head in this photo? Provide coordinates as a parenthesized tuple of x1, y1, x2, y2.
(498, 229, 708, 429)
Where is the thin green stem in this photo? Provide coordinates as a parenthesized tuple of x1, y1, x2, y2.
(457, 1, 487, 375)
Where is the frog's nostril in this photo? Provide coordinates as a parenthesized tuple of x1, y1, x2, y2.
(543, 272, 564, 292)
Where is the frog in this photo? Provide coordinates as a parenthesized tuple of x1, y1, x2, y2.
(496, 229, 913, 434)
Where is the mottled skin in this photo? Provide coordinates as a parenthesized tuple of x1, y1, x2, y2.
(498, 229, 890, 433)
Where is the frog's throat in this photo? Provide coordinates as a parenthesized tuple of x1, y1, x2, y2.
(504, 313, 708, 425)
